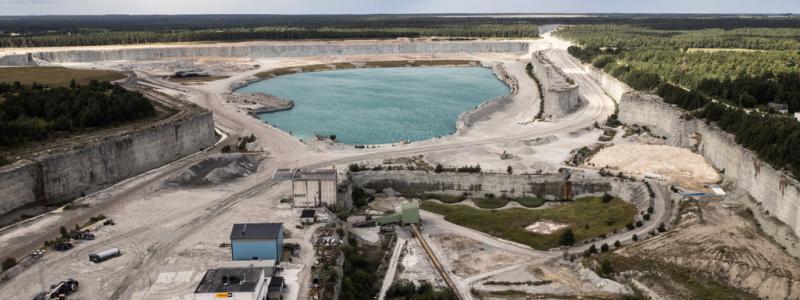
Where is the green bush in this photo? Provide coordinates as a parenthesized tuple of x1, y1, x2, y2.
(2, 257, 17, 271)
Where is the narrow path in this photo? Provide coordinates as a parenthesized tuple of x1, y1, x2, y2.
(378, 238, 406, 300)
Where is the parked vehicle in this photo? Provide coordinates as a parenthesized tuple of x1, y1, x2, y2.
(71, 231, 95, 240)
(53, 242, 73, 252)
(33, 278, 79, 300)
(32, 249, 46, 259)
(89, 247, 121, 263)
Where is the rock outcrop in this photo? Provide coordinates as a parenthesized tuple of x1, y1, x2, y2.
(0, 111, 216, 216)
(0, 41, 529, 66)
(530, 51, 581, 119)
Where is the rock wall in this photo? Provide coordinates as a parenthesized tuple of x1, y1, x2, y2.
(350, 170, 650, 208)
(0, 53, 34, 66)
(582, 64, 630, 102)
(0, 111, 216, 216)
(0, 41, 529, 65)
(617, 92, 697, 148)
(618, 92, 800, 237)
(455, 64, 516, 133)
(530, 51, 580, 118)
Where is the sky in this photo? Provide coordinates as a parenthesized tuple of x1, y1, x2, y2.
(0, 0, 798, 15)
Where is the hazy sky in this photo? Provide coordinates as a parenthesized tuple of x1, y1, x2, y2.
(0, 0, 798, 15)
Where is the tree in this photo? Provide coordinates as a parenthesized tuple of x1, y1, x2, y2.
(329, 134, 337, 141)
(600, 258, 614, 276)
(600, 243, 610, 253)
(434, 164, 444, 173)
(601, 193, 613, 203)
(559, 229, 575, 246)
(658, 223, 667, 232)
(60, 226, 69, 239)
(507, 165, 513, 175)
(614, 240, 621, 248)
(632, 234, 639, 241)
(588, 244, 597, 254)
(647, 206, 654, 214)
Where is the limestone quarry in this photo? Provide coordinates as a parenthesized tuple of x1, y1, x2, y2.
(0, 25, 796, 300)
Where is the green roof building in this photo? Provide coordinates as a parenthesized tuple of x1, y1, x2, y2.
(376, 202, 420, 226)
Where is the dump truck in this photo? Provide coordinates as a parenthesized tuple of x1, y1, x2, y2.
(89, 247, 121, 263)
(33, 278, 79, 300)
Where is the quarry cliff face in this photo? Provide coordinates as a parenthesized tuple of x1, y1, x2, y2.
(618, 92, 800, 240)
(530, 51, 581, 119)
(350, 171, 651, 209)
(0, 41, 529, 65)
(0, 111, 216, 216)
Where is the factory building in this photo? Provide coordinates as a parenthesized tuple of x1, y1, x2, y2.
(230, 223, 284, 261)
(272, 168, 338, 207)
(193, 261, 282, 300)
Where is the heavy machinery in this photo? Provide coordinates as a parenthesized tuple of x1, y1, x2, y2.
(32, 278, 79, 300)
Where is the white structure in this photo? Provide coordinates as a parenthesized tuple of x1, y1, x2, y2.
(194, 266, 271, 300)
(794, 112, 800, 122)
(273, 168, 338, 207)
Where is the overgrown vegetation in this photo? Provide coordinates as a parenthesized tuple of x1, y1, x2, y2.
(340, 236, 384, 300)
(420, 196, 636, 250)
(559, 25, 800, 178)
(385, 280, 456, 300)
(589, 253, 759, 300)
(0, 67, 125, 87)
(0, 80, 155, 147)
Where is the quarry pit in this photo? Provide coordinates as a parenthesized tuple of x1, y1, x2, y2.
(0, 30, 797, 300)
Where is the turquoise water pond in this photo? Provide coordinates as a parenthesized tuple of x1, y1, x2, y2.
(238, 67, 510, 144)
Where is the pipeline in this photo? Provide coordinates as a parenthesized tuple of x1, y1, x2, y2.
(410, 224, 465, 300)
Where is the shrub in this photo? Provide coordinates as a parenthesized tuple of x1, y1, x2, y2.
(658, 223, 667, 232)
(221, 145, 231, 153)
(601, 243, 610, 253)
(559, 229, 575, 246)
(1, 257, 17, 271)
(588, 244, 597, 254)
(614, 240, 621, 248)
(600, 258, 614, 275)
(434, 164, 444, 173)
(507, 165, 513, 174)
(632, 234, 639, 241)
(601, 193, 613, 203)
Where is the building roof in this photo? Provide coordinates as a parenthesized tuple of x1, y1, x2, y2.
(272, 168, 336, 181)
(269, 276, 285, 289)
(301, 209, 316, 218)
(230, 223, 282, 240)
(194, 267, 264, 293)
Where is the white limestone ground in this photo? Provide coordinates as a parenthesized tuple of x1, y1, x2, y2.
(587, 143, 720, 187)
(525, 221, 569, 234)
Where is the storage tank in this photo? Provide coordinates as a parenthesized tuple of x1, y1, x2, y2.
(89, 247, 121, 263)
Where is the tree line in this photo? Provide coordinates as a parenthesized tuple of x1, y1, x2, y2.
(0, 80, 155, 147)
(0, 24, 540, 48)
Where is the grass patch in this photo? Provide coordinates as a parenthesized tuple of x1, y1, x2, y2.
(471, 197, 509, 209)
(420, 197, 636, 250)
(594, 253, 758, 300)
(514, 197, 547, 208)
(255, 60, 477, 78)
(0, 67, 125, 87)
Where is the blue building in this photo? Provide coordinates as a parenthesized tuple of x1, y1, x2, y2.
(230, 223, 283, 261)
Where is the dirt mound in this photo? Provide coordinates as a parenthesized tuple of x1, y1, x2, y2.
(166, 154, 261, 187)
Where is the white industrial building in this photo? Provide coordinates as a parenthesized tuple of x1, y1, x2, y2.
(273, 168, 338, 207)
(193, 261, 282, 300)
